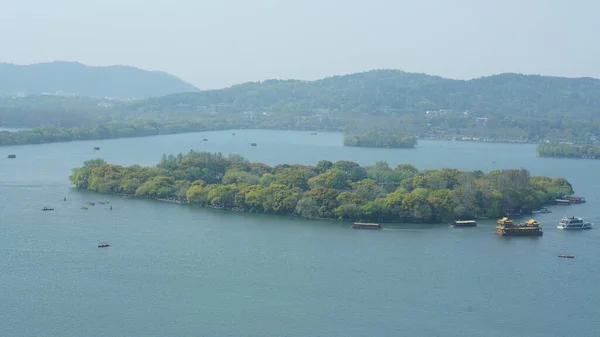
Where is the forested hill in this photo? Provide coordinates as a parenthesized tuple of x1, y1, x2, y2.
(0, 61, 199, 99)
(131, 70, 600, 119)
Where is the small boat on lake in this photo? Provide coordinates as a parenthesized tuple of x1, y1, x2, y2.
(42, 207, 54, 211)
(557, 216, 593, 230)
(98, 243, 110, 248)
(81, 206, 88, 210)
(7, 154, 16, 159)
(532, 207, 551, 214)
(352, 222, 381, 230)
(250, 143, 257, 146)
(452, 220, 477, 227)
(93, 147, 100, 150)
(558, 254, 574, 259)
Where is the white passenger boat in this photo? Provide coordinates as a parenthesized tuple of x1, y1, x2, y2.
(557, 216, 593, 230)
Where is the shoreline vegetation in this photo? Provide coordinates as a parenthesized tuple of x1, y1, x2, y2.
(69, 151, 574, 224)
(537, 143, 600, 159)
(343, 130, 417, 148)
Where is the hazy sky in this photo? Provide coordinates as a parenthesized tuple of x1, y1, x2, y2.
(1, 0, 598, 89)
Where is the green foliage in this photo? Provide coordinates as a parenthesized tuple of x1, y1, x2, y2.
(3, 69, 600, 147)
(69, 151, 574, 224)
(344, 130, 417, 148)
(537, 143, 600, 158)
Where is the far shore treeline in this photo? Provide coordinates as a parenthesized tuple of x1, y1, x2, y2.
(69, 151, 574, 223)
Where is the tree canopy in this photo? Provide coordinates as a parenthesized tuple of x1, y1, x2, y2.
(70, 151, 574, 224)
(344, 130, 417, 148)
(537, 143, 600, 158)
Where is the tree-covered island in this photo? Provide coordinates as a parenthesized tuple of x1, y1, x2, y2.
(70, 151, 574, 223)
(537, 143, 600, 159)
(343, 130, 417, 148)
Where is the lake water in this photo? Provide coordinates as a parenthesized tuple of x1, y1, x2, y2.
(1, 129, 599, 337)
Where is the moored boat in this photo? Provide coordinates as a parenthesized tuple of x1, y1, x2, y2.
(532, 207, 551, 214)
(557, 216, 593, 230)
(564, 196, 585, 204)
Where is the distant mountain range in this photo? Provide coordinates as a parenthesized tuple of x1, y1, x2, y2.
(0, 61, 199, 99)
(2, 65, 600, 120)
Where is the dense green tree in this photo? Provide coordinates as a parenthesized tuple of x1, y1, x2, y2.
(69, 151, 576, 224)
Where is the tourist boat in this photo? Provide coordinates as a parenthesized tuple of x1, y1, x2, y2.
(496, 217, 514, 226)
(41, 207, 54, 211)
(532, 207, 551, 214)
(98, 243, 110, 248)
(352, 222, 382, 230)
(451, 220, 477, 227)
(557, 216, 593, 230)
(495, 218, 543, 236)
(558, 254, 575, 259)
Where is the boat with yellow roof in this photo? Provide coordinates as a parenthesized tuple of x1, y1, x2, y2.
(495, 217, 543, 236)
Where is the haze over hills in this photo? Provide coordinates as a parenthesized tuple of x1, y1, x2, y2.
(0, 61, 200, 99)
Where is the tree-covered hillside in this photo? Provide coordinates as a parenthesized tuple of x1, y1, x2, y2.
(0, 61, 199, 98)
(2, 69, 600, 145)
(127, 70, 600, 119)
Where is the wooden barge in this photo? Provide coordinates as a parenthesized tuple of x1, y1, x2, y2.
(352, 222, 381, 230)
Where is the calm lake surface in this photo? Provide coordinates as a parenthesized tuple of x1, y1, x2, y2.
(1, 129, 599, 337)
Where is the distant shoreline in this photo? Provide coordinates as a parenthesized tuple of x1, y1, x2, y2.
(1, 126, 541, 148)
